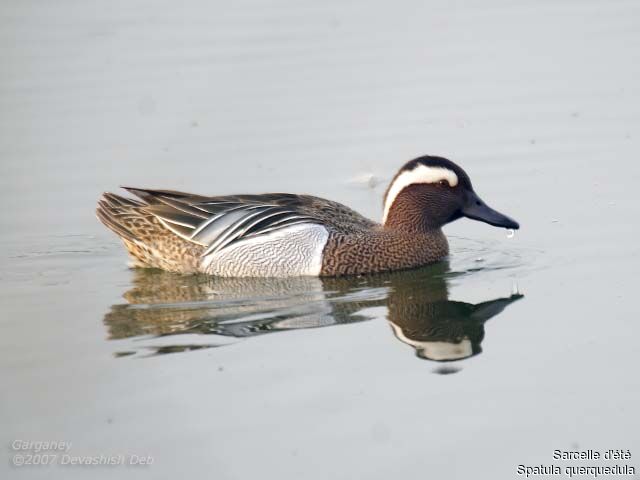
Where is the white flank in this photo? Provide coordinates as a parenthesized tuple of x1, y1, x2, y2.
(201, 224, 329, 277)
(382, 165, 458, 224)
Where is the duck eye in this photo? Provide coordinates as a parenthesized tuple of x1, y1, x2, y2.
(438, 180, 449, 187)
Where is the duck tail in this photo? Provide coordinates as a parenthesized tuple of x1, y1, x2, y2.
(97, 192, 156, 268)
(96, 192, 147, 243)
(96, 191, 203, 272)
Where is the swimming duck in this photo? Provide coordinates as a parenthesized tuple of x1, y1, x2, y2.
(97, 155, 519, 277)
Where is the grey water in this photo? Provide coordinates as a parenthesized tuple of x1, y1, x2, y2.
(1, 0, 639, 479)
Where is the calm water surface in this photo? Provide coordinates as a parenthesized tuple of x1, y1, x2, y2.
(1, 0, 639, 479)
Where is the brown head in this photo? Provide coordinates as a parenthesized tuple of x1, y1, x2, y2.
(383, 155, 519, 233)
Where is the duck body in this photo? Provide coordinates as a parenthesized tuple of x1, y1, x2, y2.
(97, 156, 518, 277)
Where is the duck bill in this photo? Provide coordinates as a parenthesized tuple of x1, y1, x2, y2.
(462, 192, 520, 230)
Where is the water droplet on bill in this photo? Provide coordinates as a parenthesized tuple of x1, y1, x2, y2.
(506, 229, 515, 239)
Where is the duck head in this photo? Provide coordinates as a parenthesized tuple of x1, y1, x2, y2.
(383, 155, 520, 232)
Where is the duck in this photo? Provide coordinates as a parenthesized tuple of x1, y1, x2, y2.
(96, 155, 519, 277)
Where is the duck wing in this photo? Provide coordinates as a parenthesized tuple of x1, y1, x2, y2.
(123, 188, 363, 257)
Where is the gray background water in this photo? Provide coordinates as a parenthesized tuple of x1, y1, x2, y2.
(1, 0, 639, 478)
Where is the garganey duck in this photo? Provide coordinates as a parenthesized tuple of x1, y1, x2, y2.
(97, 155, 519, 277)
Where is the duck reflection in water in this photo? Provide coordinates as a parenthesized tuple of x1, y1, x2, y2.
(104, 262, 522, 369)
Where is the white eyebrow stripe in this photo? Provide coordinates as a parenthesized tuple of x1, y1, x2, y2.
(382, 165, 458, 224)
